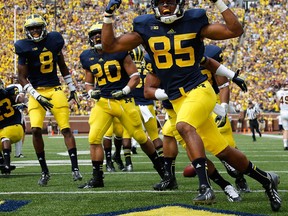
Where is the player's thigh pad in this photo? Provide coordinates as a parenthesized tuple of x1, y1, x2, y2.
(172, 80, 216, 129)
(0, 125, 24, 144)
(88, 102, 113, 144)
(119, 100, 147, 144)
(28, 96, 46, 128)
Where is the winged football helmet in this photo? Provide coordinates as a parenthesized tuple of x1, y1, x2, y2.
(88, 21, 103, 49)
(129, 46, 144, 63)
(24, 14, 48, 42)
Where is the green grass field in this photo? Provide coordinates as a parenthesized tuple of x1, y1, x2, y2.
(1, 133, 287, 216)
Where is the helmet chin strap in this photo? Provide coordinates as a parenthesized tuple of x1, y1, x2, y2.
(160, 15, 179, 24)
(154, 5, 184, 24)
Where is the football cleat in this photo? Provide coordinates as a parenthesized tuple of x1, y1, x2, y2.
(14, 154, 25, 158)
(0, 164, 16, 174)
(72, 170, 83, 181)
(263, 172, 281, 212)
(106, 161, 116, 172)
(38, 172, 50, 186)
(153, 173, 178, 191)
(78, 178, 104, 189)
(112, 153, 126, 171)
(235, 177, 251, 193)
(126, 164, 133, 172)
(224, 185, 242, 202)
(193, 185, 216, 205)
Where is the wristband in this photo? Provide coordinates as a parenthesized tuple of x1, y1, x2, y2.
(103, 17, 113, 24)
(155, 88, 168, 101)
(218, 82, 229, 89)
(24, 83, 40, 100)
(215, 0, 228, 13)
(122, 86, 131, 95)
(215, 65, 235, 79)
(129, 72, 140, 78)
(104, 12, 113, 17)
(64, 75, 76, 91)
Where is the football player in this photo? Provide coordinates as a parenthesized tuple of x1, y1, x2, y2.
(144, 52, 241, 202)
(6, 83, 27, 158)
(129, 46, 164, 159)
(78, 21, 164, 189)
(0, 79, 24, 175)
(201, 45, 250, 193)
(15, 14, 82, 186)
(101, 0, 281, 211)
(276, 79, 288, 150)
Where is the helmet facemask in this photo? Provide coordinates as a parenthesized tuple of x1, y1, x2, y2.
(151, 0, 185, 24)
(24, 14, 48, 42)
(88, 22, 103, 50)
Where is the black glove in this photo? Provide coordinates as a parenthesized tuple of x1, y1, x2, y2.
(90, 89, 101, 100)
(232, 70, 247, 92)
(111, 89, 125, 99)
(36, 95, 53, 110)
(68, 90, 80, 108)
(215, 115, 227, 128)
(105, 0, 122, 15)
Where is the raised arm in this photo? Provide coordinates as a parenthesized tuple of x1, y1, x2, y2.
(201, 0, 244, 40)
(101, 0, 143, 53)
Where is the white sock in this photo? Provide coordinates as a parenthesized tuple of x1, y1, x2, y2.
(15, 140, 23, 156)
(283, 139, 288, 148)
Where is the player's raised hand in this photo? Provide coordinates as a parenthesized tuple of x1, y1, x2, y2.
(232, 70, 248, 92)
(105, 0, 122, 16)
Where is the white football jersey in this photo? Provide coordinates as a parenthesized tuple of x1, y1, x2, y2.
(277, 88, 288, 111)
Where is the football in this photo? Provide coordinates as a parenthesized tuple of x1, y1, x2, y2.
(183, 164, 197, 177)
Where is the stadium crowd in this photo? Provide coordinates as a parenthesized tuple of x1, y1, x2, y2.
(0, 0, 287, 115)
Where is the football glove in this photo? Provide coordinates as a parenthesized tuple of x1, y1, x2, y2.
(89, 89, 101, 100)
(215, 115, 227, 127)
(105, 0, 122, 16)
(36, 95, 53, 110)
(68, 90, 80, 108)
(232, 70, 247, 92)
(111, 89, 125, 99)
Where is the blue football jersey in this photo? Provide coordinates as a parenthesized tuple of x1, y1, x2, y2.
(132, 62, 154, 106)
(14, 31, 64, 88)
(201, 45, 224, 94)
(0, 87, 22, 129)
(133, 9, 209, 100)
(80, 49, 131, 98)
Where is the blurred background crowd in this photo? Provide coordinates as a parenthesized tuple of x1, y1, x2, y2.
(0, 0, 287, 116)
